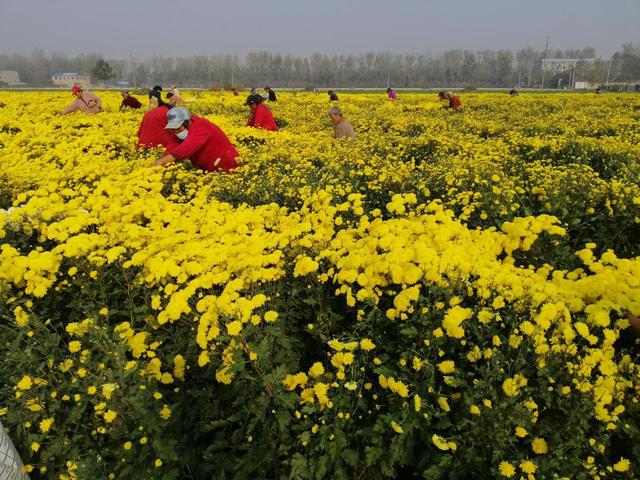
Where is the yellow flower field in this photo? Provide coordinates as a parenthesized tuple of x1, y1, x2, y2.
(1, 91, 640, 479)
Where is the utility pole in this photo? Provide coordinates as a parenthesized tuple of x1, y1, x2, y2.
(129, 52, 137, 88)
(605, 59, 612, 87)
(387, 72, 390, 89)
(569, 66, 573, 89)
(540, 36, 550, 89)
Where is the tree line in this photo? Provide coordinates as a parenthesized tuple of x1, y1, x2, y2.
(1, 45, 639, 88)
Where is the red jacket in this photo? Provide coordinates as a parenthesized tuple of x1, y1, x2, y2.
(137, 106, 174, 148)
(165, 115, 238, 172)
(247, 103, 279, 131)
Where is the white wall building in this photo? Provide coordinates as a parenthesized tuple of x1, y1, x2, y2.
(541, 58, 598, 73)
(51, 72, 92, 89)
(0, 70, 22, 85)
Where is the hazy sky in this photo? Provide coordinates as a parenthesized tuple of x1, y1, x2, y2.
(1, 0, 639, 58)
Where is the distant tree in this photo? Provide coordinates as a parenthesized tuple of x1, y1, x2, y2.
(614, 44, 640, 81)
(461, 51, 477, 85)
(582, 59, 608, 84)
(91, 59, 115, 82)
(516, 48, 542, 87)
(495, 50, 514, 85)
(3, 44, 635, 89)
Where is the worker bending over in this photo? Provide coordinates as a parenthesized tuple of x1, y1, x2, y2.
(153, 106, 238, 172)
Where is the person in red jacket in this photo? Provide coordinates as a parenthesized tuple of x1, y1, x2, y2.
(153, 106, 239, 172)
(137, 104, 174, 148)
(444, 91, 463, 111)
(245, 94, 279, 131)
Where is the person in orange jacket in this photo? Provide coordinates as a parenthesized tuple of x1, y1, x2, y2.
(444, 91, 463, 111)
(245, 94, 279, 131)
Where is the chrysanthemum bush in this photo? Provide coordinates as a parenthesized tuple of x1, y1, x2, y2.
(1, 91, 640, 479)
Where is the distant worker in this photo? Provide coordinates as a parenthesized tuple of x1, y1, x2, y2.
(438, 91, 447, 101)
(265, 86, 277, 101)
(232, 88, 239, 96)
(509, 87, 519, 96)
(387, 87, 398, 100)
(120, 91, 142, 110)
(137, 102, 174, 149)
(444, 91, 462, 111)
(153, 106, 239, 172)
(148, 85, 164, 108)
(245, 94, 279, 131)
(328, 90, 339, 101)
(61, 84, 103, 115)
(329, 106, 356, 139)
(168, 85, 184, 104)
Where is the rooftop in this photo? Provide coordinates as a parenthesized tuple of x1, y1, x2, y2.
(541, 58, 598, 63)
(52, 72, 89, 77)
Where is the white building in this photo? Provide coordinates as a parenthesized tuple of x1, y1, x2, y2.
(541, 59, 602, 89)
(541, 58, 598, 73)
(51, 72, 92, 89)
(0, 70, 22, 85)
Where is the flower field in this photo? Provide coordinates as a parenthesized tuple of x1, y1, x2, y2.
(1, 90, 640, 479)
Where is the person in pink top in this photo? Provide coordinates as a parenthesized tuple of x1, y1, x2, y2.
(61, 84, 103, 115)
(386, 87, 398, 100)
